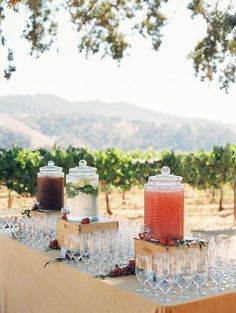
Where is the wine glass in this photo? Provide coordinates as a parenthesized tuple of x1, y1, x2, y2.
(79, 233, 93, 271)
(192, 250, 208, 297)
(65, 234, 77, 263)
(135, 254, 152, 294)
(177, 250, 194, 300)
(158, 253, 178, 303)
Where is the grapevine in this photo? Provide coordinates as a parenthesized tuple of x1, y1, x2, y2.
(0, 145, 235, 216)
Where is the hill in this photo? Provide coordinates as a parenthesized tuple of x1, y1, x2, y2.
(0, 94, 235, 151)
(0, 94, 189, 125)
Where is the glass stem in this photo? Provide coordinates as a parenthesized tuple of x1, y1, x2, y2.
(142, 283, 146, 292)
(198, 284, 201, 295)
(164, 290, 167, 301)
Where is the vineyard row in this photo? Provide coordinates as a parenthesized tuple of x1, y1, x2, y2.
(0, 145, 235, 216)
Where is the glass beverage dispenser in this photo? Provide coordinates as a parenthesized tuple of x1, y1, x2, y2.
(144, 166, 184, 241)
(37, 161, 65, 211)
(66, 160, 99, 222)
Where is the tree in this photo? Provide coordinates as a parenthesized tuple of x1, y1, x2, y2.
(209, 145, 234, 211)
(227, 145, 236, 222)
(188, 0, 236, 92)
(0, 0, 236, 91)
(95, 148, 122, 215)
(0, 147, 41, 207)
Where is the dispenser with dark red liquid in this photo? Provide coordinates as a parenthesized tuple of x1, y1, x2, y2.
(37, 161, 64, 211)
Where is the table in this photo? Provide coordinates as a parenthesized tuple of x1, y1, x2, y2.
(0, 235, 236, 313)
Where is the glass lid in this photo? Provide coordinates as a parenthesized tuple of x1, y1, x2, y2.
(67, 160, 97, 177)
(148, 166, 182, 184)
(39, 160, 63, 174)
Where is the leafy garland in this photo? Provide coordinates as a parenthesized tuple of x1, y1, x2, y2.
(140, 236, 208, 249)
(66, 182, 98, 198)
(43, 255, 135, 279)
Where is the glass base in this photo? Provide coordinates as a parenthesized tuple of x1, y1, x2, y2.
(168, 289, 177, 295)
(159, 297, 172, 303)
(178, 294, 190, 300)
(148, 291, 160, 298)
(210, 286, 225, 292)
(136, 288, 149, 294)
(192, 290, 207, 297)
(226, 284, 236, 290)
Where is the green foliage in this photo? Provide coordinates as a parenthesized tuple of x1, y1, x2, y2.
(0, 145, 235, 205)
(2, 0, 236, 90)
(2, 0, 168, 65)
(0, 147, 41, 195)
(66, 182, 98, 197)
(188, 0, 236, 92)
(160, 150, 182, 176)
(0, 5, 16, 78)
(182, 150, 212, 190)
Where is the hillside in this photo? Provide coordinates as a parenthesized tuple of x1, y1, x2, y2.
(0, 94, 188, 124)
(0, 94, 235, 151)
(0, 115, 55, 148)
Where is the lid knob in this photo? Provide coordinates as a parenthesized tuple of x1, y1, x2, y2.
(79, 159, 87, 167)
(48, 160, 55, 167)
(161, 166, 170, 175)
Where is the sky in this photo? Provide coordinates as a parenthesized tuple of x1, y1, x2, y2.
(0, 0, 236, 125)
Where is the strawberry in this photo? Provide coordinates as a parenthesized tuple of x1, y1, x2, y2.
(166, 238, 176, 246)
(50, 239, 58, 249)
(62, 213, 67, 220)
(128, 260, 135, 266)
(159, 238, 176, 246)
(138, 232, 144, 239)
(81, 217, 90, 224)
(159, 238, 167, 245)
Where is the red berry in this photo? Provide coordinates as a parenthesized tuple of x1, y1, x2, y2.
(50, 239, 58, 248)
(81, 217, 90, 224)
(159, 238, 167, 245)
(138, 232, 144, 239)
(166, 239, 176, 246)
(128, 260, 135, 266)
(62, 213, 67, 220)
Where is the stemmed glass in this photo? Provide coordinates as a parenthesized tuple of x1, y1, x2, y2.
(150, 254, 167, 298)
(146, 257, 158, 298)
(147, 255, 162, 298)
(225, 244, 236, 289)
(135, 254, 152, 294)
(208, 244, 225, 293)
(79, 233, 93, 270)
(177, 250, 194, 300)
(65, 234, 77, 263)
(93, 232, 109, 275)
(192, 250, 208, 297)
(158, 253, 180, 303)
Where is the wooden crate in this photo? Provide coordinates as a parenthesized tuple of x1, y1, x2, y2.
(134, 238, 207, 259)
(31, 210, 61, 219)
(57, 218, 119, 247)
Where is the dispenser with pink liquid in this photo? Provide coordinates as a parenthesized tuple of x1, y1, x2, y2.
(144, 166, 184, 241)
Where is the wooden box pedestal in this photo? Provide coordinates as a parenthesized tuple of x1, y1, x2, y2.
(31, 210, 61, 219)
(134, 238, 207, 259)
(57, 218, 119, 247)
